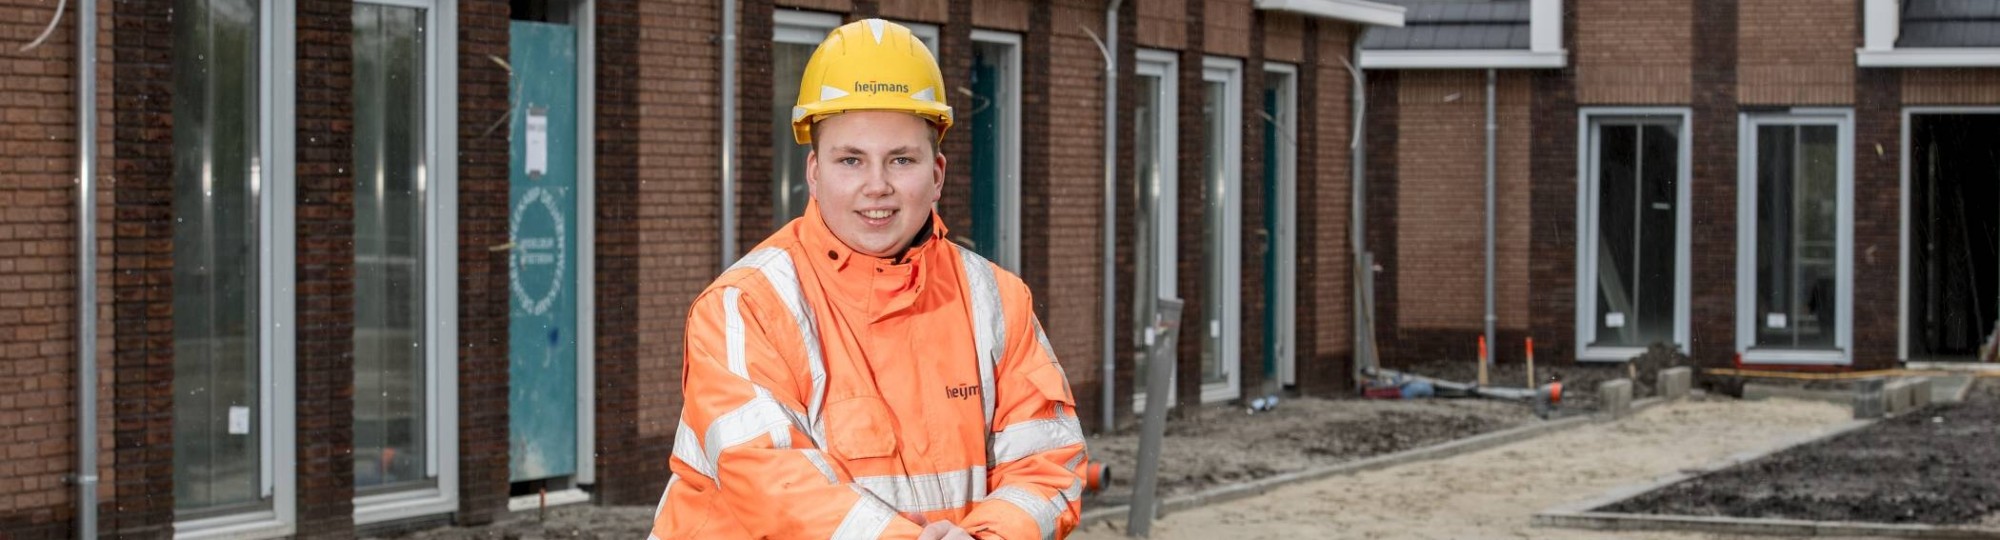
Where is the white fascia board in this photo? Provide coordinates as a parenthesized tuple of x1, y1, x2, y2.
(1857, 48, 2000, 67)
(1255, 0, 1407, 27)
(1863, 0, 1898, 51)
(1360, 49, 1568, 69)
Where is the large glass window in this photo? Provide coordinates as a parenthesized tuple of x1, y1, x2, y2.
(352, 1, 429, 495)
(1261, 64, 1297, 387)
(1738, 112, 1852, 364)
(1199, 58, 1242, 403)
(771, 11, 841, 228)
(969, 30, 1021, 271)
(1578, 113, 1689, 360)
(172, 0, 265, 519)
(1131, 50, 1177, 410)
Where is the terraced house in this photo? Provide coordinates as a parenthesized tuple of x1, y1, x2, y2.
(2, 0, 1997, 537)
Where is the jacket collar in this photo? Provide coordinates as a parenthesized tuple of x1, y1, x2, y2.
(798, 199, 950, 273)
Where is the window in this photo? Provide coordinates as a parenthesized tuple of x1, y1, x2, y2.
(1737, 110, 1854, 364)
(968, 30, 1021, 271)
(1199, 57, 1243, 403)
(1575, 110, 1691, 361)
(1131, 49, 1178, 411)
(1262, 63, 1297, 387)
(352, 0, 459, 523)
(771, 10, 842, 228)
(171, 0, 296, 535)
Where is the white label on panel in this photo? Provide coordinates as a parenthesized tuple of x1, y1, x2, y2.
(1210, 320, 1221, 338)
(1606, 312, 1626, 328)
(228, 406, 250, 435)
(1767, 313, 1788, 329)
(1651, 202, 1672, 210)
(525, 107, 549, 178)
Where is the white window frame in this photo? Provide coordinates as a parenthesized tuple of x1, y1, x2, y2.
(1857, 0, 2000, 67)
(898, 20, 940, 54)
(1132, 48, 1179, 413)
(1573, 108, 1693, 363)
(348, 0, 461, 525)
(1200, 56, 1243, 404)
(1897, 106, 2000, 362)
(1264, 62, 1298, 386)
(1735, 109, 1855, 365)
(172, 0, 297, 537)
(775, 10, 841, 45)
(971, 29, 1023, 272)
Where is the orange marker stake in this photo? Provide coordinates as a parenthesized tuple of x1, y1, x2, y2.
(1477, 336, 1489, 387)
(1526, 337, 1536, 390)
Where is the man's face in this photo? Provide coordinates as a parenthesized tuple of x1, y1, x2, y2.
(806, 111, 946, 259)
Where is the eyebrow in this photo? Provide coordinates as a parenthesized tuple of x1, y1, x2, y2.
(830, 144, 923, 156)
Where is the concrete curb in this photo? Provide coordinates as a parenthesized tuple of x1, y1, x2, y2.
(1526, 418, 2000, 538)
(1082, 391, 1670, 529)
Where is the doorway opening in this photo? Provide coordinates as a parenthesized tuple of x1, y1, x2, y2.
(1908, 113, 2000, 362)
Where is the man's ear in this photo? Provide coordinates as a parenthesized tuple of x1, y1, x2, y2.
(805, 148, 820, 199)
(931, 152, 947, 203)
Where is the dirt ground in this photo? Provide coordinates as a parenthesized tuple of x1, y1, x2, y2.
(1072, 396, 1855, 540)
(1608, 380, 2000, 526)
(1394, 343, 1696, 412)
(1084, 395, 1534, 505)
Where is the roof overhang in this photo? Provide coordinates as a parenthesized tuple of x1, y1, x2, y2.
(1360, 49, 1568, 69)
(1856, 47, 2000, 67)
(1255, 0, 1407, 28)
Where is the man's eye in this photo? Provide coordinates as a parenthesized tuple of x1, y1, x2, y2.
(839, 157, 861, 166)
(892, 157, 915, 165)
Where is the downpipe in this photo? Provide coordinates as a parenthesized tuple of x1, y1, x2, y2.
(1099, 0, 1124, 433)
(720, 0, 738, 269)
(74, 0, 101, 536)
(1483, 68, 1496, 369)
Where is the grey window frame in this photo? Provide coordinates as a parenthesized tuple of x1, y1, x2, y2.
(1735, 109, 1855, 365)
(1573, 108, 1693, 363)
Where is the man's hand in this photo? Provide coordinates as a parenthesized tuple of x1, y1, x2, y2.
(908, 513, 975, 540)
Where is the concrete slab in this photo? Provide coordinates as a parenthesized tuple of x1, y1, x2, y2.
(1600, 379, 1633, 418)
(1933, 375, 1976, 404)
(1743, 383, 1852, 406)
(1659, 367, 1692, 400)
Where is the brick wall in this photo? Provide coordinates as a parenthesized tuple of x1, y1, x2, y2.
(634, 0, 719, 447)
(456, 0, 511, 525)
(937, 2, 975, 250)
(1526, 0, 1581, 367)
(1296, 19, 1353, 395)
(1136, 0, 1184, 50)
(972, 0, 1029, 31)
(1202, 0, 1251, 58)
(107, 0, 175, 534)
(776, 0, 852, 15)
(1902, 69, 2000, 104)
(1388, 71, 1533, 365)
(1575, 0, 1690, 104)
(1362, 69, 1399, 370)
(294, 0, 357, 535)
(1263, 12, 1303, 65)
(1737, 0, 1853, 104)
(1853, 67, 1900, 370)
(1688, 0, 1739, 369)
(1108, 0, 1140, 432)
(1020, 0, 1109, 431)
(879, 0, 947, 23)
(588, 0, 662, 506)
(2, 0, 117, 535)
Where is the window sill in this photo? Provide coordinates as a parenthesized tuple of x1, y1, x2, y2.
(1740, 348, 1849, 366)
(175, 510, 292, 540)
(356, 485, 455, 526)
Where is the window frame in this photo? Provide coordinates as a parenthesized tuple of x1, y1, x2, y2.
(1572, 108, 1693, 363)
(1199, 55, 1243, 404)
(771, 10, 843, 229)
(1263, 61, 1298, 386)
(1131, 48, 1179, 413)
(970, 29, 1023, 272)
(1735, 109, 1855, 365)
(170, 0, 298, 535)
(347, 0, 461, 525)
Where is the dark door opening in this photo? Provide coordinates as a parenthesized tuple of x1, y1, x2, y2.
(1909, 114, 2000, 362)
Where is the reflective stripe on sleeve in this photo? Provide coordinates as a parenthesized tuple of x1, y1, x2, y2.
(729, 247, 830, 448)
(830, 485, 898, 540)
(990, 415, 1085, 465)
(851, 465, 987, 514)
(671, 419, 714, 479)
(986, 485, 1061, 540)
(958, 248, 1003, 434)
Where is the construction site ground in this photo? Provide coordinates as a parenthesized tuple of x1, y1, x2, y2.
(1607, 379, 2000, 527)
(1072, 396, 1858, 540)
(1082, 395, 1536, 507)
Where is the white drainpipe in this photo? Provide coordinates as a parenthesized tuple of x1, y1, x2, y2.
(720, 0, 738, 269)
(75, 0, 101, 536)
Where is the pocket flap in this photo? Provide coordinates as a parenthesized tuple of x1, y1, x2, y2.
(824, 396, 899, 460)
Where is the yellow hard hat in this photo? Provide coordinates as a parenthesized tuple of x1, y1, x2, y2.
(791, 18, 953, 145)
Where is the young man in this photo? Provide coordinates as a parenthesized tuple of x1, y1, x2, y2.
(650, 19, 1088, 540)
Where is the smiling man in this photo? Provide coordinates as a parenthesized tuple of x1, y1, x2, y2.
(649, 19, 1088, 540)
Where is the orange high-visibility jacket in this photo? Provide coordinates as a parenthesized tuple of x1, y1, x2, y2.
(651, 202, 1087, 539)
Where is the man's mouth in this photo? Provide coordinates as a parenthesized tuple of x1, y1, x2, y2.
(858, 209, 896, 225)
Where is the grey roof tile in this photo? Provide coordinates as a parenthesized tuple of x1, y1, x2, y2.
(1363, 0, 1532, 51)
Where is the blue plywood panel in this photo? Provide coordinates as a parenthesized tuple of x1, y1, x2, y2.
(508, 20, 579, 483)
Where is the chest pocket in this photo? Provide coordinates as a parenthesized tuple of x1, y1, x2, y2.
(824, 396, 899, 460)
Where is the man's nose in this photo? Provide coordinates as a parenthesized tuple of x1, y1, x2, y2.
(860, 165, 895, 197)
